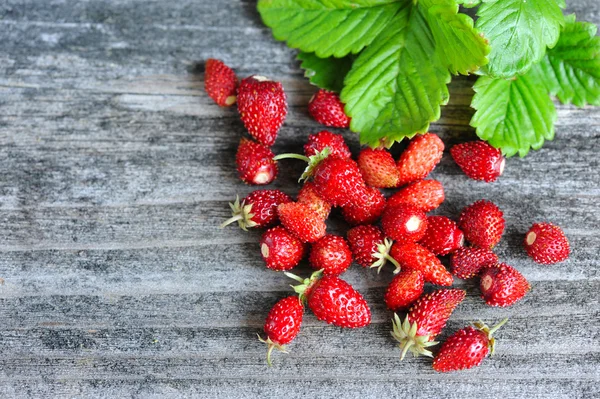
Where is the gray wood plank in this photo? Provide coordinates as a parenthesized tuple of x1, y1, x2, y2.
(0, 0, 599, 397)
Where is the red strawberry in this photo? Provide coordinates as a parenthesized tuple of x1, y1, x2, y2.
(287, 271, 371, 328)
(346, 225, 400, 271)
(419, 216, 464, 256)
(384, 270, 424, 311)
(524, 222, 570, 264)
(381, 204, 428, 242)
(450, 141, 505, 183)
(341, 186, 386, 226)
(480, 263, 530, 307)
(386, 179, 445, 212)
(236, 138, 278, 185)
(304, 130, 351, 159)
(433, 319, 508, 372)
(392, 289, 466, 359)
(450, 247, 499, 279)
(297, 182, 331, 220)
(396, 133, 444, 186)
(309, 235, 352, 276)
(260, 227, 305, 271)
(258, 296, 304, 366)
(308, 89, 350, 128)
(459, 200, 505, 248)
(237, 75, 287, 146)
(277, 202, 326, 243)
(357, 148, 400, 188)
(204, 58, 238, 106)
(275, 148, 369, 207)
(220, 190, 292, 231)
(390, 241, 454, 285)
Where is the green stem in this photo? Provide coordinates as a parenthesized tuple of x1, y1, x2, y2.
(400, 341, 413, 360)
(273, 153, 310, 162)
(220, 214, 244, 228)
(488, 318, 509, 336)
(283, 272, 306, 283)
(266, 343, 275, 367)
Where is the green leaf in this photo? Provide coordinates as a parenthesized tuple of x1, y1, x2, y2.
(535, 14, 600, 107)
(418, 0, 490, 75)
(340, 3, 451, 147)
(297, 51, 354, 92)
(470, 72, 557, 157)
(476, 0, 565, 78)
(456, 0, 481, 8)
(257, 0, 405, 58)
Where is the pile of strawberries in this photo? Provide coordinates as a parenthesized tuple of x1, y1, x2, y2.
(206, 59, 571, 370)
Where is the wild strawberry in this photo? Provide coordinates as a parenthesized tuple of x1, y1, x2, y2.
(419, 216, 464, 256)
(357, 148, 400, 188)
(459, 200, 505, 248)
(297, 181, 331, 220)
(260, 227, 305, 271)
(309, 235, 352, 276)
(220, 190, 292, 231)
(392, 289, 466, 359)
(258, 296, 304, 366)
(346, 225, 400, 271)
(304, 130, 351, 159)
(236, 138, 278, 185)
(237, 75, 287, 146)
(480, 263, 530, 307)
(277, 202, 326, 243)
(450, 141, 505, 183)
(390, 241, 454, 285)
(341, 186, 386, 226)
(386, 179, 445, 212)
(450, 247, 498, 279)
(384, 270, 424, 311)
(381, 204, 428, 242)
(274, 148, 369, 207)
(287, 271, 371, 328)
(204, 58, 238, 106)
(308, 89, 350, 128)
(524, 222, 570, 264)
(396, 133, 444, 186)
(433, 319, 508, 372)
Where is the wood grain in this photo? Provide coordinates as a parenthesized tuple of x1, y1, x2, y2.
(0, 0, 599, 397)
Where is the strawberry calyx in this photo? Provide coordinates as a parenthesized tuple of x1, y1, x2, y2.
(473, 318, 508, 356)
(391, 313, 439, 360)
(220, 195, 257, 231)
(274, 147, 332, 182)
(370, 238, 401, 274)
(257, 334, 288, 367)
(284, 269, 323, 303)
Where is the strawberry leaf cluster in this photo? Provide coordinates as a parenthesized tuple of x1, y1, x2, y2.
(257, 0, 600, 157)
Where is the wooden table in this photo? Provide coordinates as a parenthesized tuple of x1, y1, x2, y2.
(1, 1, 599, 398)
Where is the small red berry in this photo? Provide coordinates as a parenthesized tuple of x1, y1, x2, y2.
(236, 138, 278, 185)
(309, 235, 353, 276)
(304, 130, 351, 159)
(419, 216, 464, 256)
(357, 148, 401, 188)
(450, 247, 499, 279)
(258, 296, 304, 366)
(204, 58, 238, 106)
(480, 263, 530, 307)
(221, 190, 292, 231)
(450, 141, 505, 183)
(347, 225, 398, 271)
(524, 222, 570, 264)
(341, 186, 386, 226)
(260, 227, 305, 271)
(390, 241, 454, 286)
(381, 204, 428, 242)
(237, 75, 287, 146)
(277, 202, 326, 243)
(308, 89, 350, 128)
(384, 270, 424, 311)
(386, 179, 445, 213)
(459, 199, 505, 248)
(297, 181, 331, 220)
(396, 133, 444, 186)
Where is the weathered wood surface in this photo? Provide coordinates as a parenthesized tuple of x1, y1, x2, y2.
(0, 0, 599, 398)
